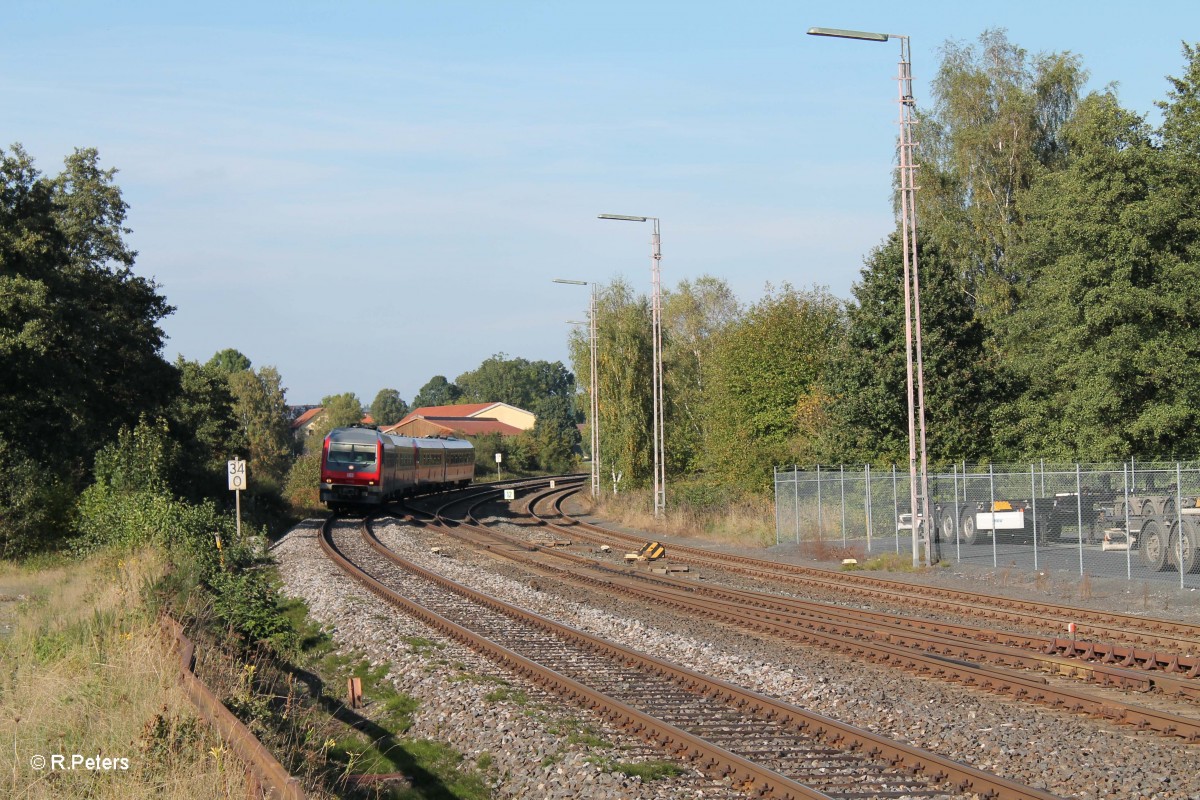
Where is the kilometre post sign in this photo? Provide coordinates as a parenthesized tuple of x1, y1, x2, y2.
(228, 459, 247, 491)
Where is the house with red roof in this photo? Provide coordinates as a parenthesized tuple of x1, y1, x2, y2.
(382, 402, 535, 439)
(290, 407, 375, 443)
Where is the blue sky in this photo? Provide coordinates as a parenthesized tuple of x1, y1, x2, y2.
(4, 1, 1197, 404)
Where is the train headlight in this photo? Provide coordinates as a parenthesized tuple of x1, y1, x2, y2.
(369, 480, 375, 485)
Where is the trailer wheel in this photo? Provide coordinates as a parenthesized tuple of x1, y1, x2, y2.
(962, 514, 982, 545)
(1164, 499, 1177, 521)
(1169, 524, 1200, 574)
(1142, 520, 1169, 572)
(940, 514, 957, 543)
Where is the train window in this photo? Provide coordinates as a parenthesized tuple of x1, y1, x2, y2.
(327, 443, 377, 465)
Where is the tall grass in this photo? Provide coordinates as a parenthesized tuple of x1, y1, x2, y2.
(595, 484, 776, 547)
(0, 549, 248, 799)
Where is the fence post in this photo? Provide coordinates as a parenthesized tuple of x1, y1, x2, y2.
(1178, 463, 1185, 590)
(1076, 463, 1084, 576)
(1124, 461, 1132, 580)
(953, 463, 961, 562)
(840, 465, 847, 546)
(989, 464, 998, 568)
(865, 463, 873, 552)
(1031, 464, 1038, 573)
(816, 464, 823, 541)
(892, 465, 900, 553)
(793, 465, 800, 545)
(775, 467, 784, 547)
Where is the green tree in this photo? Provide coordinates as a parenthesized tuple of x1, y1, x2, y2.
(166, 358, 245, 501)
(663, 276, 740, 474)
(455, 354, 575, 414)
(0, 145, 175, 549)
(822, 236, 992, 467)
(994, 72, 1200, 460)
(412, 375, 462, 409)
(283, 451, 323, 515)
(305, 392, 365, 447)
(530, 395, 580, 473)
(321, 393, 365, 428)
(570, 280, 654, 492)
(206, 348, 252, 374)
(702, 284, 842, 490)
(227, 367, 292, 490)
(919, 29, 1086, 321)
(370, 388, 409, 426)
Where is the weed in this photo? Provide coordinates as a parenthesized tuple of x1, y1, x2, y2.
(1035, 571, 1050, 592)
(587, 757, 684, 781)
(855, 551, 922, 572)
(485, 687, 529, 705)
(401, 635, 444, 654)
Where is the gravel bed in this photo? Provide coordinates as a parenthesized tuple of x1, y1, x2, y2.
(276, 515, 1200, 800)
(273, 520, 741, 800)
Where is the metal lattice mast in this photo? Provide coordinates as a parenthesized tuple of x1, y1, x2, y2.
(598, 214, 666, 518)
(895, 36, 931, 566)
(650, 219, 666, 518)
(589, 283, 601, 499)
(808, 26, 931, 565)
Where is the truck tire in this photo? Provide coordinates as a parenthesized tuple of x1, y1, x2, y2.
(1142, 520, 1169, 572)
(940, 513, 957, 543)
(1169, 523, 1200, 574)
(1164, 498, 1177, 521)
(962, 514, 982, 545)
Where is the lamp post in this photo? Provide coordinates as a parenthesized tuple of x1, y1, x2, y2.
(808, 26, 931, 566)
(598, 213, 665, 519)
(553, 278, 601, 500)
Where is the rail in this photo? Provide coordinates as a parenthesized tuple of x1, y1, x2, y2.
(161, 615, 304, 800)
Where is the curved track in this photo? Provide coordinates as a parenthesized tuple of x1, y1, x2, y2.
(399, 483, 1200, 742)
(318, 509, 1064, 800)
(540, 487, 1200, 663)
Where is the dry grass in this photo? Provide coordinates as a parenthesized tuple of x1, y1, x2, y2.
(596, 490, 777, 548)
(0, 549, 249, 800)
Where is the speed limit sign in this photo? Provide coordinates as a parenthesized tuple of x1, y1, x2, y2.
(227, 459, 248, 491)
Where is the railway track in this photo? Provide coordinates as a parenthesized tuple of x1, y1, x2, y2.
(535, 486, 1200, 662)
(397, 484, 1200, 742)
(318, 512, 1065, 800)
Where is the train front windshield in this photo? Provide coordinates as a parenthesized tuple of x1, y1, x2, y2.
(326, 443, 378, 467)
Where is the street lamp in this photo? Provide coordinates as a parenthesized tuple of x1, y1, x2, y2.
(808, 26, 931, 566)
(553, 278, 601, 500)
(597, 213, 666, 519)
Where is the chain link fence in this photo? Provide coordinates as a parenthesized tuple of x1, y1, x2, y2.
(774, 461, 1200, 589)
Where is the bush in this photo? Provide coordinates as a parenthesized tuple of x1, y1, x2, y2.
(282, 451, 322, 516)
(0, 440, 77, 557)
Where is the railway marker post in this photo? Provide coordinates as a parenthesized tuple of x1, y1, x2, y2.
(228, 458, 247, 541)
(495, 452, 502, 482)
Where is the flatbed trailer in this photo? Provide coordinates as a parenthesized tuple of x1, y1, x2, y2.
(1100, 493, 1200, 573)
(936, 492, 1105, 546)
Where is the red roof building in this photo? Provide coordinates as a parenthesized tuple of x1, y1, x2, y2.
(392, 402, 535, 433)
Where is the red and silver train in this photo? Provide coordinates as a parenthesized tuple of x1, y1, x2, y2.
(320, 425, 475, 510)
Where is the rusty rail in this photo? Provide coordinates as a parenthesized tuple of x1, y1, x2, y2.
(161, 615, 305, 800)
(326, 515, 1065, 800)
